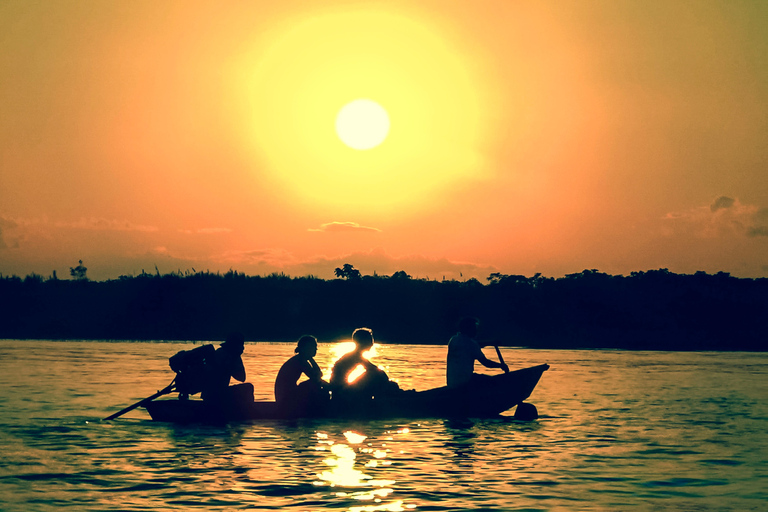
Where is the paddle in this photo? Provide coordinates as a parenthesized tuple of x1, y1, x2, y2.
(103, 379, 176, 421)
(494, 345, 510, 373)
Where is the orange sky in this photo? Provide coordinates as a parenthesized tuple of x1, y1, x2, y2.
(2, 1, 767, 281)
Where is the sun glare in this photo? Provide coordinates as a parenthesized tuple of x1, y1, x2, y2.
(335, 99, 390, 150)
(243, 8, 486, 214)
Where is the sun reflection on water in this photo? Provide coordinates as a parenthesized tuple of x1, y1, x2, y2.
(313, 429, 410, 510)
(329, 341, 379, 361)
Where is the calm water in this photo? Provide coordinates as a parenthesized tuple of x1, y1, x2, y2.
(0, 340, 766, 511)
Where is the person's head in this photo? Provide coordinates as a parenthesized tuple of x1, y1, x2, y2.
(458, 317, 479, 338)
(352, 327, 374, 351)
(222, 331, 245, 354)
(295, 335, 318, 358)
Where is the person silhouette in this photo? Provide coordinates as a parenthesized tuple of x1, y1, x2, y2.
(330, 328, 398, 404)
(201, 331, 254, 405)
(274, 335, 329, 416)
(446, 317, 508, 389)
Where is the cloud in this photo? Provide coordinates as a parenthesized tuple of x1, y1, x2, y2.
(0, 215, 21, 249)
(53, 218, 159, 232)
(664, 197, 768, 238)
(0, 215, 17, 230)
(179, 227, 233, 234)
(747, 208, 768, 237)
(170, 246, 494, 281)
(308, 221, 381, 233)
(710, 196, 735, 212)
(292, 248, 497, 281)
(0, 214, 159, 250)
(216, 248, 298, 267)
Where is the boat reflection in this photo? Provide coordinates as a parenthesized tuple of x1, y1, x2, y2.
(442, 419, 477, 473)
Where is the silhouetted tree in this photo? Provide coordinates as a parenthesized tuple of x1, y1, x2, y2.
(0, 267, 766, 349)
(69, 260, 88, 281)
(334, 263, 361, 280)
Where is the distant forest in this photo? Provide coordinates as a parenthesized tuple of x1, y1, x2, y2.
(1, 264, 766, 351)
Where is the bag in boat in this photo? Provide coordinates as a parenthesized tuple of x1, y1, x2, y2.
(168, 344, 215, 398)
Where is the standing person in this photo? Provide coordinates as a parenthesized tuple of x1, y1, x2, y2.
(201, 331, 254, 404)
(446, 317, 508, 389)
(330, 328, 397, 403)
(274, 335, 328, 416)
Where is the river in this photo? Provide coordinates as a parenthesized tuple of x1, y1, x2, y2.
(0, 340, 766, 511)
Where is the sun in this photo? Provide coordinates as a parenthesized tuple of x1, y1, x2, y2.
(335, 99, 390, 150)
(242, 8, 487, 214)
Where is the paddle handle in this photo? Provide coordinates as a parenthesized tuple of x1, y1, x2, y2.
(494, 346, 509, 372)
(103, 380, 175, 421)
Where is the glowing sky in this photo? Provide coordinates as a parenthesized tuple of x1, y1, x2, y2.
(1, 1, 767, 281)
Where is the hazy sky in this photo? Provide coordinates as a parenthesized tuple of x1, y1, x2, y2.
(2, 0, 767, 281)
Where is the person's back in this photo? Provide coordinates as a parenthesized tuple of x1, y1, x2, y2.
(274, 336, 327, 413)
(446, 317, 508, 388)
(329, 350, 367, 388)
(274, 355, 308, 403)
(446, 331, 482, 388)
(330, 328, 394, 402)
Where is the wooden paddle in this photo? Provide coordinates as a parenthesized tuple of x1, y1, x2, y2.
(494, 345, 510, 372)
(103, 379, 176, 421)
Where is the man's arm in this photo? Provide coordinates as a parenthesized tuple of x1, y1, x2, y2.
(230, 355, 246, 382)
(476, 350, 509, 373)
(306, 358, 327, 384)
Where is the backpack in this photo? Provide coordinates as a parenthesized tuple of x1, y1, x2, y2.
(168, 344, 215, 398)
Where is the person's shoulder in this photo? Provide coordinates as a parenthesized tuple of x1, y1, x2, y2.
(334, 351, 356, 363)
(449, 333, 471, 344)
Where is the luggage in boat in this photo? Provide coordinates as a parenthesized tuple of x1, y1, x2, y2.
(168, 344, 215, 398)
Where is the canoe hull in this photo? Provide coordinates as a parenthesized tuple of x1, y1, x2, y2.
(144, 363, 549, 423)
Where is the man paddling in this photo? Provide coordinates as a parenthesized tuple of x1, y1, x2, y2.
(446, 317, 508, 389)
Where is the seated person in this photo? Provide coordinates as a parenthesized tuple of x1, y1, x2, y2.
(274, 335, 329, 415)
(330, 328, 398, 402)
(446, 317, 508, 389)
(201, 332, 254, 405)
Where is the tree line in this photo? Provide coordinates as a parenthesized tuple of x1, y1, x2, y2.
(1, 266, 766, 351)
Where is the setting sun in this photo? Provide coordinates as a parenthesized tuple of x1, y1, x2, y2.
(335, 99, 390, 150)
(241, 8, 486, 214)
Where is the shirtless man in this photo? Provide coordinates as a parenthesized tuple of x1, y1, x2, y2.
(274, 335, 328, 414)
(446, 317, 508, 388)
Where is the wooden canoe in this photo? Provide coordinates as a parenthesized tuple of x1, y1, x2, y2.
(144, 363, 549, 423)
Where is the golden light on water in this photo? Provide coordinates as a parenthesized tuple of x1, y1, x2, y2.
(315, 430, 397, 507)
(350, 500, 410, 512)
(329, 342, 379, 361)
(318, 443, 371, 487)
(330, 341, 357, 360)
(344, 431, 368, 444)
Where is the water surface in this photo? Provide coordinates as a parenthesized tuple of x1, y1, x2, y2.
(0, 340, 766, 511)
